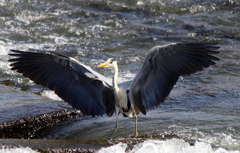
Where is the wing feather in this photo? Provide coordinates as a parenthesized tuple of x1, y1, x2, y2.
(9, 50, 115, 117)
(128, 43, 220, 114)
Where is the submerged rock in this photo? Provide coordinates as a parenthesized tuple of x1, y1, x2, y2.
(0, 139, 110, 153)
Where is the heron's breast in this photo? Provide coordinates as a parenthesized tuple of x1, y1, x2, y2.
(115, 90, 128, 109)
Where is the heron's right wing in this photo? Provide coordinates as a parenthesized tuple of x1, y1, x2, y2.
(9, 50, 115, 117)
(128, 43, 219, 115)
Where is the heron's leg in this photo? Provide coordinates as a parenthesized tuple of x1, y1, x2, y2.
(133, 111, 138, 138)
(109, 106, 119, 140)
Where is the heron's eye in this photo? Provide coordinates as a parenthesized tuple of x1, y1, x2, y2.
(108, 58, 115, 63)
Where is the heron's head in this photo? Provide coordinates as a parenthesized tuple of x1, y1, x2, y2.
(97, 58, 117, 69)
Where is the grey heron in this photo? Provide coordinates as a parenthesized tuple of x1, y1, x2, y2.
(8, 42, 219, 139)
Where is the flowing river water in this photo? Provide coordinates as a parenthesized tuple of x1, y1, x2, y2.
(0, 0, 240, 152)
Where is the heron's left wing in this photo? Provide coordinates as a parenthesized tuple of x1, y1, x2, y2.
(9, 50, 115, 117)
(128, 43, 219, 115)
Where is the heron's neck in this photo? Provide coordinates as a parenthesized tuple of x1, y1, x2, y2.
(113, 63, 119, 93)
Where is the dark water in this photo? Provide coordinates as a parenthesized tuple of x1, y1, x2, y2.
(0, 0, 240, 151)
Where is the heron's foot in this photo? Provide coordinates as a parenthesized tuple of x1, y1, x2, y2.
(108, 133, 115, 140)
(133, 132, 139, 138)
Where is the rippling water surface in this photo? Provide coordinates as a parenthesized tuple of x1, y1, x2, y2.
(0, 0, 240, 152)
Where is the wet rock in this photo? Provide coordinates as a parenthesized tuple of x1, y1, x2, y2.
(0, 79, 22, 87)
(0, 109, 83, 139)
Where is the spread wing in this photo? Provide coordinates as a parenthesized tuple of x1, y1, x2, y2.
(9, 50, 115, 117)
(128, 43, 220, 115)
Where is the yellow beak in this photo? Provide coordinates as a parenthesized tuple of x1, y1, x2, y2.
(97, 61, 110, 68)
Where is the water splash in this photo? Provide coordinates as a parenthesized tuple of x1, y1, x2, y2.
(97, 138, 240, 153)
(41, 90, 62, 101)
(0, 147, 38, 153)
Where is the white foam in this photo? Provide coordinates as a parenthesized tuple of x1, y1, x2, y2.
(0, 61, 10, 72)
(0, 147, 38, 153)
(97, 143, 127, 153)
(41, 90, 62, 101)
(97, 139, 240, 153)
(0, 45, 11, 55)
(197, 133, 240, 151)
(172, 126, 240, 151)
